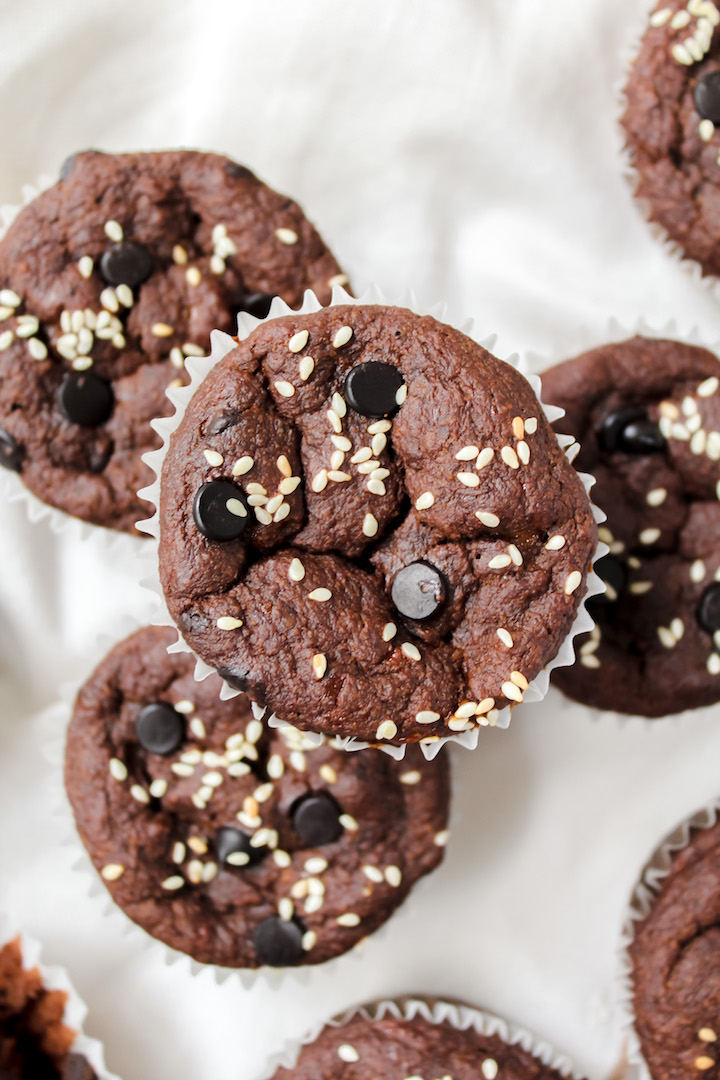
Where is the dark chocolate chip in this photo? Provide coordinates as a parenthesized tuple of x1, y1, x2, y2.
(291, 792, 344, 846)
(208, 410, 241, 435)
(344, 361, 405, 418)
(236, 292, 274, 320)
(695, 70, 720, 125)
(217, 666, 251, 692)
(589, 555, 626, 606)
(215, 826, 266, 867)
(57, 372, 113, 427)
(0, 427, 23, 472)
(100, 242, 153, 287)
(599, 407, 665, 454)
(391, 561, 447, 621)
(698, 583, 720, 634)
(193, 480, 249, 541)
(253, 916, 305, 967)
(135, 702, 185, 756)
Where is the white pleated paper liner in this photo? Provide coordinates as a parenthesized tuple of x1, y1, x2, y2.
(532, 316, 720, 729)
(616, 796, 720, 1080)
(0, 913, 121, 1080)
(47, 616, 460, 991)
(259, 994, 582, 1080)
(137, 282, 607, 761)
(616, 2, 720, 299)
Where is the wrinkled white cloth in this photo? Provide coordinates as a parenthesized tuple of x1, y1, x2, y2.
(2, 1, 720, 1078)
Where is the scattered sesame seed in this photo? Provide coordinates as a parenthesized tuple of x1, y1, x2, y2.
(629, 582, 653, 595)
(672, 42, 694, 64)
(700, 118, 716, 141)
(304, 894, 323, 914)
(457, 472, 480, 488)
(658, 626, 677, 649)
(0, 331, 13, 351)
(275, 227, 298, 245)
(367, 478, 386, 496)
(691, 559, 707, 583)
(308, 587, 332, 602)
(502, 681, 524, 703)
(312, 470, 329, 492)
(517, 440, 531, 465)
(337, 913, 360, 927)
(670, 618, 684, 640)
(305, 856, 328, 874)
(708, 654, 720, 675)
(298, 355, 315, 380)
(149, 779, 168, 798)
(434, 830, 450, 847)
(232, 456, 254, 476)
(151, 322, 174, 337)
(288, 329, 309, 353)
(698, 376, 720, 398)
(329, 470, 352, 483)
(477, 447, 495, 469)
(545, 535, 566, 551)
(100, 287, 119, 313)
(104, 220, 123, 241)
(650, 7, 672, 26)
(482, 1058, 499, 1080)
(356, 460, 380, 474)
(508, 545, 523, 566)
(525, 416, 538, 434)
(401, 642, 421, 661)
(488, 554, 512, 569)
(182, 342, 204, 357)
(699, 1029, 718, 1044)
(265, 494, 283, 514)
(339, 813, 358, 831)
(511, 670, 529, 689)
(376, 719, 397, 740)
(275, 502, 291, 522)
(330, 450, 345, 471)
(115, 283, 133, 308)
(564, 570, 583, 595)
(415, 491, 435, 510)
(278, 898, 294, 922)
(130, 784, 150, 804)
(274, 380, 296, 398)
(109, 758, 127, 782)
(332, 435, 353, 452)
(312, 653, 328, 679)
(368, 419, 392, 434)
(333, 325, 353, 348)
(362, 513, 379, 537)
(203, 449, 224, 467)
(640, 527, 661, 545)
(476, 511, 500, 528)
(383, 622, 397, 641)
(363, 864, 385, 882)
(338, 1045, 360, 1063)
(161, 875, 184, 891)
(318, 764, 338, 785)
(101, 864, 125, 881)
(288, 558, 305, 582)
(0, 306, 12, 321)
(501, 445, 520, 469)
(416, 710, 440, 724)
(217, 616, 243, 630)
(78, 256, 94, 279)
(186, 266, 202, 286)
(279, 476, 301, 496)
(695, 1058, 715, 1072)
(172, 842, 186, 864)
(395, 384, 408, 405)
(210, 255, 225, 275)
(400, 770, 422, 785)
(497, 628, 513, 648)
(0, 289, 20, 308)
(512, 417, 525, 439)
(371, 432, 387, 455)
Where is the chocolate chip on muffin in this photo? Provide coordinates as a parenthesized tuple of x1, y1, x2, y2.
(65, 626, 450, 969)
(0, 149, 346, 532)
(157, 304, 597, 745)
(543, 336, 720, 716)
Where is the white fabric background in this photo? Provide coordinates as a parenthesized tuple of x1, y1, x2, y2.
(1, 1, 720, 1078)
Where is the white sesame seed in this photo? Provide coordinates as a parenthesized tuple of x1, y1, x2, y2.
(339, 813, 358, 831)
(109, 758, 127, 781)
(698, 376, 720, 398)
(186, 860, 204, 884)
(371, 467, 389, 480)
(369, 432, 387, 456)
(508, 544, 523, 566)
(275, 227, 298, 245)
(288, 558, 305, 582)
(152, 321, 174, 338)
(700, 118, 716, 141)
(331, 435, 353, 452)
(333, 326, 353, 348)
(649, 7, 672, 26)
(658, 626, 677, 649)
(368, 419, 392, 434)
(203, 862, 218, 883)
(246, 719, 263, 743)
(502, 681, 524, 703)
(367, 478, 386, 496)
(338, 1045, 360, 1063)
(671, 9, 692, 27)
(511, 670, 529, 689)
(670, 618, 684, 640)
(512, 417, 525, 439)
(208, 255, 224, 274)
(501, 445, 520, 469)
(457, 472, 480, 487)
(203, 449, 224, 467)
(114, 283, 133, 308)
(474, 447, 495, 471)
(0, 289, 20, 308)
(330, 451, 345, 471)
(265, 494, 283, 514)
(172, 842, 186, 864)
(376, 719, 397, 740)
(304, 895, 323, 914)
(296, 355, 315, 382)
(181, 750, 203, 765)
(305, 856, 328, 874)
(72, 357, 93, 372)
(201, 771, 223, 788)
(149, 779, 168, 798)
(27, 337, 46, 360)
(362, 513, 378, 537)
(312, 469, 329, 492)
(161, 875, 185, 891)
(629, 582, 653, 595)
(400, 770, 422, 785)
(130, 784, 150, 804)
(476, 511, 500, 527)
(416, 492, 435, 510)
(15, 315, 38, 338)
(708, 654, 720, 675)
(278, 897, 294, 922)
(357, 460, 380, 474)
(247, 494, 268, 507)
(482, 1058, 499, 1080)
(488, 554, 512, 569)
(312, 653, 328, 679)
(497, 628, 513, 648)
(434, 830, 450, 847)
(319, 764, 338, 784)
(99, 288, 119, 314)
(363, 864, 385, 882)
(517, 440, 531, 465)
(401, 642, 421, 661)
(672, 42, 694, 64)
(545, 535, 566, 551)
(77, 255, 94, 279)
(217, 616, 243, 630)
(288, 330, 309, 353)
(274, 381, 296, 398)
(101, 864, 125, 881)
(646, 488, 667, 507)
(416, 710, 440, 724)
(336, 913, 360, 927)
(640, 528, 661, 546)
(691, 559, 707, 583)
(0, 330, 13, 351)
(278, 476, 301, 496)
(0, 306, 12, 321)
(186, 266, 202, 286)
(525, 416, 538, 434)
(383, 622, 397, 641)
(699, 1029, 718, 1044)
(182, 343, 204, 358)
(329, 470, 352, 484)
(564, 570, 583, 595)
(104, 220, 123, 241)
(225, 498, 247, 519)
(308, 587, 332, 602)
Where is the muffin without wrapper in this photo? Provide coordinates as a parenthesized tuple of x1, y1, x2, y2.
(64, 626, 450, 970)
(0, 149, 346, 533)
(155, 302, 597, 746)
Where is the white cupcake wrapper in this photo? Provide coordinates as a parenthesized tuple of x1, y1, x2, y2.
(616, 3, 720, 297)
(616, 796, 720, 1080)
(259, 994, 581, 1080)
(532, 315, 720, 727)
(48, 616, 459, 989)
(137, 283, 606, 761)
(0, 913, 121, 1080)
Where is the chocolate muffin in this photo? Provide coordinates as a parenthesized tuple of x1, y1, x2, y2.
(64, 626, 450, 969)
(269, 1000, 574, 1080)
(629, 812, 720, 1080)
(0, 938, 97, 1079)
(156, 304, 597, 746)
(542, 336, 720, 717)
(621, 1, 720, 278)
(0, 149, 345, 533)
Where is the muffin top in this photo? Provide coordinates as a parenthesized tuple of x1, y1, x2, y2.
(542, 336, 720, 717)
(0, 149, 344, 532)
(0, 937, 97, 1079)
(157, 304, 597, 746)
(270, 1004, 575, 1080)
(65, 626, 450, 969)
(630, 815, 720, 1080)
(622, 1, 720, 277)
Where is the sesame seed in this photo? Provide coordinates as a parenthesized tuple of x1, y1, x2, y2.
(72, 357, 93, 372)
(362, 513, 378, 537)
(275, 227, 298, 245)
(564, 570, 582, 595)
(512, 417, 525, 439)
(275, 504, 292, 523)
(489, 554, 512, 569)
(416, 492, 435, 510)
(278, 898, 294, 922)
(231, 456, 254, 477)
(116, 284, 133, 308)
(672, 9, 692, 27)
(288, 558, 305, 582)
(101, 864, 125, 881)
(274, 381, 295, 398)
(434, 830, 450, 847)
(640, 528, 661, 545)
(298, 355, 315, 381)
(301, 930, 317, 952)
(457, 472, 480, 488)
(265, 494, 283, 514)
(161, 875, 184, 891)
(247, 494, 267, 507)
(0, 306, 12, 321)
(186, 266, 202, 286)
(376, 719, 397, 740)
(508, 544, 523, 566)
(330, 451, 345, 471)
(104, 220, 123, 241)
(501, 445, 520, 469)
(482, 1059, 499, 1080)
(700, 118, 716, 141)
(629, 582, 653, 595)
(305, 856, 328, 874)
(203, 449, 224, 467)
(357, 460, 380, 474)
(476, 698, 495, 714)
(109, 758, 127, 781)
(700, 1030, 718, 1044)
(698, 376, 720, 398)
(396, 384, 408, 405)
(172, 842, 186, 864)
(0, 331, 13, 351)
(400, 770, 421, 785)
(363, 864, 385, 882)
(672, 42, 694, 64)
(319, 764, 337, 784)
(383, 622, 397, 641)
(203, 862, 218, 883)
(309, 587, 332, 602)
(650, 7, 672, 26)
(476, 511, 500, 527)
(312, 653, 327, 679)
(0, 289, 20, 308)
(367, 478, 386, 496)
(497, 628, 513, 648)
(581, 654, 601, 669)
(332, 435, 353, 452)
(130, 784, 150, 804)
(671, 618, 684, 640)
(304, 895, 323, 914)
(149, 779, 168, 798)
(708, 654, 720, 675)
(401, 642, 421, 661)
(371, 433, 387, 456)
(288, 329, 309, 353)
(333, 325, 353, 348)
(151, 322, 174, 337)
(217, 616, 243, 630)
(339, 813, 358, 831)
(246, 719, 263, 743)
(337, 913, 360, 927)
(100, 288, 119, 313)
(545, 535, 566, 551)
(517, 440, 531, 465)
(338, 1045, 360, 1063)
(416, 710, 440, 724)
(695, 1058, 715, 1071)
(182, 343, 204, 358)
(328, 405, 343, 432)
(502, 681, 524, 703)
(186, 860, 204, 884)
(658, 626, 677, 649)
(78, 256, 94, 278)
(28, 336, 47, 360)
(371, 467, 389, 480)
(511, 670, 529, 689)
(368, 419, 392, 434)
(525, 417, 538, 434)
(210, 255, 225, 275)
(312, 470, 328, 492)
(691, 559, 707, 583)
